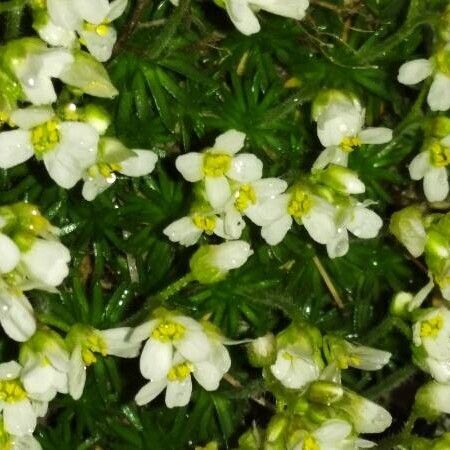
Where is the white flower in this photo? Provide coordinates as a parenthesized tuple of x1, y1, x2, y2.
(175, 130, 263, 209)
(181, 0, 309, 36)
(398, 47, 450, 111)
(326, 202, 383, 258)
(135, 349, 229, 408)
(67, 326, 139, 400)
(408, 136, 450, 202)
(223, 178, 288, 239)
(82, 148, 158, 201)
(0, 361, 46, 437)
(270, 345, 320, 389)
(4, 39, 73, 105)
(130, 313, 212, 382)
(36, 0, 128, 62)
(247, 186, 338, 247)
(164, 213, 227, 247)
(0, 288, 36, 343)
(19, 330, 70, 400)
(313, 102, 392, 170)
(20, 239, 71, 290)
(292, 419, 372, 450)
(0, 107, 99, 189)
(412, 307, 450, 382)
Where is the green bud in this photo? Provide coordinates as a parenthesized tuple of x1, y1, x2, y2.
(390, 205, 426, 258)
(414, 382, 450, 421)
(237, 427, 263, 450)
(307, 380, 344, 405)
(311, 90, 361, 122)
(316, 165, 365, 195)
(83, 104, 111, 135)
(430, 117, 450, 139)
(390, 291, 414, 317)
(59, 50, 118, 98)
(266, 415, 287, 443)
(247, 333, 277, 367)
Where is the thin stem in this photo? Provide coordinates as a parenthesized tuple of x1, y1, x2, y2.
(313, 256, 345, 309)
(157, 272, 195, 302)
(37, 314, 71, 333)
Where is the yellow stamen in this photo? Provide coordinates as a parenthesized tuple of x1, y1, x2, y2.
(167, 362, 193, 381)
(192, 214, 216, 233)
(340, 136, 361, 153)
(82, 349, 97, 366)
(83, 22, 111, 37)
(234, 184, 257, 212)
(203, 153, 232, 177)
(429, 142, 450, 168)
(303, 436, 320, 450)
(31, 120, 60, 156)
(0, 380, 27, 403)
(287, 188, 312, 219)
(337, 355, 361, 369)
(420, 315, 444, 338)
(151, 321, 186, 342)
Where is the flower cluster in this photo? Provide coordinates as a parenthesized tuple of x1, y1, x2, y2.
(170, 0, 310, 36)
(166, 125, 384, 259)
(241, 324, 392, 449)
(0, 10, 158, 201)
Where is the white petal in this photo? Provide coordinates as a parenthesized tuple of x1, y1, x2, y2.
(163, 217, 202, 247)
(427, 358, 450, 383)
(128, 320, 156, 343)
(10, 107, 54, 129)
(0, 130, 34, 169)
(250, 0, 309, 20)
(73, 0, 109, 23)
(224, 206, 245, 239)
(212, 129, 246, 155)
(82, 176, 112, 201)
(302, 199, 337, 244)
(36, 18, 76, 48)
(0, 361, 22, 380)
(326, 229, 349, 259)
(21, 240, 71, 288)
(21, 364, 56, 395)
(10, 434, 42, 450)
(175, 153, 204, 182)
(251, 178, 288, 200)
(245, 194, 289, 226)
(78, 27, 117, 62)
(68, 346, 86, 400)
(283, 356, 319, 389)
(165, 377, 192, 408)
(409, 152, 430, 180)
(4, 400, 37, 436)
(397, 59, 433, 85)
(175, 330, 211, 363)
(0, 292, 36, 342)
(270, 351, 292, 381)
(209, 342, 231, 374)
(107, 0, 128, 21)
(101, 327, 140, 358)
(119, 150, 158, 177)
(352, 398, 392, 433)
(0, 234, 20, 274)
(227, 154, 263, 182)
(135, 379, 166, 406)
(43, 122, 99, 189)
(205, 176, 231, 209)
(347, 206, 382, 239)
(261, 214, 293, 246)
(428, 74, 450, 111)
(140, 339, 172, 380)
(312, 146, 348, 170)
(211, 240, 253, 271)
(47, 0, 81, 29)
(423, 167, 449, 202)
(193, 361, 222, 391)
(225, 0, 261, 35)
(359, 127, 393, 145)
(315, 419, 351, 443)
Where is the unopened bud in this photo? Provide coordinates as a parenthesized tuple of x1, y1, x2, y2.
(247, 333, 276, 367)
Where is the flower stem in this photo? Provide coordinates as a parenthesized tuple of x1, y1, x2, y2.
(37, 314, 71, 333)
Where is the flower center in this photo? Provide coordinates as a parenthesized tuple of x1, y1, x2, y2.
(192, 214, 216, 233)
(31, 120, 60, 156)
(203, 153, 232, 177)
(0, 380, 27, 403)
(234, 184, 257, 212)
(340, 136, 361, 153)
(288, 188, 312, 219)
(151, 321, 186, 342)
(83, 22, 111, 37)
(429, 142, 450, 168)
(303, 436, 320, 450)
(167, 362, 193, 382)
(420, 315, 444, 338)
(81, 333, 108, 365)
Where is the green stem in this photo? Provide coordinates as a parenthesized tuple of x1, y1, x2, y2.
(37, 314, 71, 333)
(156, 272, 195, 302)
(0, 0, 26, 13)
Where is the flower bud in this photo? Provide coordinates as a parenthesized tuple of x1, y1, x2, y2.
(390, 205, 426, 257)
(190, 241, 253, 284)
(266, 415, 288, 443)
(311, 90, 361, 122)
(430, 116, 450, 139)
(390, 291, 414, 317)
(415, 382, 450, 420)
(238, 427, 263, 450)
(317, 165, 365, 195)
(247, 333, 276, 367)
(83, 104, 111, 135)
(307, 381, 344, 405)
